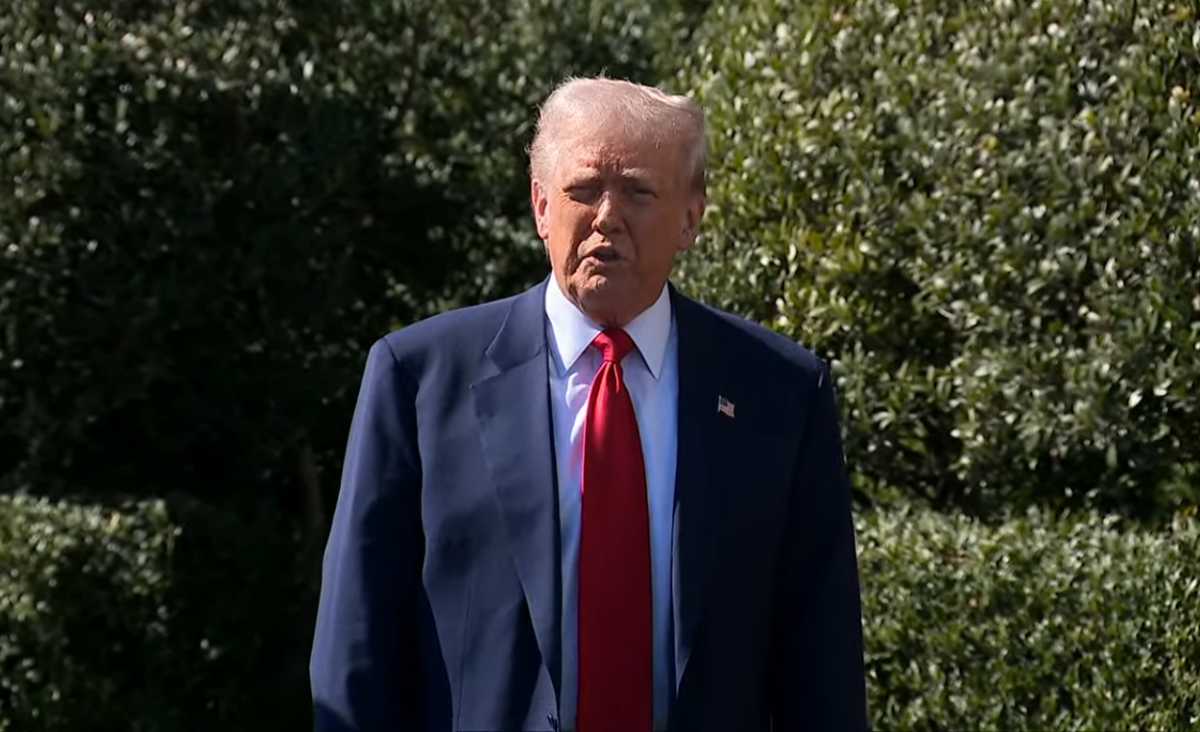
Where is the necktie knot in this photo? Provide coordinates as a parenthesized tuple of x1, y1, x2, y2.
(591, 329, 635, 364)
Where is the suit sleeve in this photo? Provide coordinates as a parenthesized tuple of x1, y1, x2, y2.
(311, 338, 424, 732)
(770, 360, 869, 731)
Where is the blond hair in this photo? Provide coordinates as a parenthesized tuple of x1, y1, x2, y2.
(528, 76, 707, 193)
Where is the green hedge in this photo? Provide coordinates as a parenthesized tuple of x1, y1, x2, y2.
(677, 0, 1200, 518)
(0, 493, 311, 732)
(860, 507, 1200, 729)
(0, 0, 704, 516)
(4, 494, 1197, 730)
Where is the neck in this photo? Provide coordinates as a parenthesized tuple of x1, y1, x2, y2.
(574, 292, 658, 331)
(550, 273, 667, 330)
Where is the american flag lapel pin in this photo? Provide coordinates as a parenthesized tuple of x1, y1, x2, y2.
(717, 395, 736, 419)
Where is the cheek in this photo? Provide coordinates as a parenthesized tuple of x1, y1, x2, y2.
(567, 208, 599, 239)
(546, 208, 593, 258)
(636, 214, 685, 257)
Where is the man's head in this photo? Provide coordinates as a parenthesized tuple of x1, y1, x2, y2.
(529, 77, 707, 329)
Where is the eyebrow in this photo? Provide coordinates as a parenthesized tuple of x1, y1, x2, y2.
(567, 167, 656, 184)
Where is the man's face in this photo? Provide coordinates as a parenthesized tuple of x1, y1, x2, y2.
(531, 125, 704, 328)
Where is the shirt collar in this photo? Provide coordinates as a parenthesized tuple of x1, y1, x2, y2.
(544, 277, 672, 379)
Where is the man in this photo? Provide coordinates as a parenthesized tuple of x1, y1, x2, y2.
(310, 77, 867, 732)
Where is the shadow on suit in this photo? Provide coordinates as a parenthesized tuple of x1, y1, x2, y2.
(310, 278, 868, 732)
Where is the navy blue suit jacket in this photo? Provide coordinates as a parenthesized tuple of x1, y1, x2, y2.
(310, 279, 867, 732)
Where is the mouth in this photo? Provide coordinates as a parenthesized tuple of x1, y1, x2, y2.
(583, 247, 621, 263)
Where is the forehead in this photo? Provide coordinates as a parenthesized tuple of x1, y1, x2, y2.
(558, 129, 679, 180)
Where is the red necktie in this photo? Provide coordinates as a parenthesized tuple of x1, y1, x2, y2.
(576, 329, 653, 732)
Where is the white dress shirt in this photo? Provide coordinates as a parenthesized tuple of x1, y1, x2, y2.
(544, 279, 678, 732)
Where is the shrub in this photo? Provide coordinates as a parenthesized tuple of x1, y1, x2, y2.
(858, 506, 1200, 730)
(0, 493, 310, 732)
(4, 494, 1197, 731)
(678, 0, 1200, 518)
(0, 0, 704, 525)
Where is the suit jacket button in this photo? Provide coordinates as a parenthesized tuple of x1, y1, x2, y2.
(546, 713, 559, 730)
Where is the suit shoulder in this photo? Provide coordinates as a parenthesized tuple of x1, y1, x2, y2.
(684, 297, 828, 381)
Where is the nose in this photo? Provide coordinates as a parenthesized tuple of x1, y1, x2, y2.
(592, 191, 625, 237)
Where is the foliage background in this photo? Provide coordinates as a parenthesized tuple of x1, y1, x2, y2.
(677, 0, 1200, 520)
(1, 0, 1196, 728)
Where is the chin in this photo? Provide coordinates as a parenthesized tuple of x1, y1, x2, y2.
(573, 272, 624, 299)
(572, 281, 638, 327)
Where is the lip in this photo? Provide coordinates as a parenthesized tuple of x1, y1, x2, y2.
(582, 247, 621, 263)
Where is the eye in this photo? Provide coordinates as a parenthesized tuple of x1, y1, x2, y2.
(566, 182, 601, 203)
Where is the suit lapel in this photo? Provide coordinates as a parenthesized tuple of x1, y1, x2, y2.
(472, 279, 562, 698)
(470, 281, 730, 708)
(669, 287, 723, 696)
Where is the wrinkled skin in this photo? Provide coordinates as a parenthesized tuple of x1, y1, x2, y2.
(531, 124, 705, 328)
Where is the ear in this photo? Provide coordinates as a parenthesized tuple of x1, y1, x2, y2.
(531, 178, 551, 240)
(677, 193, 706, 252)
